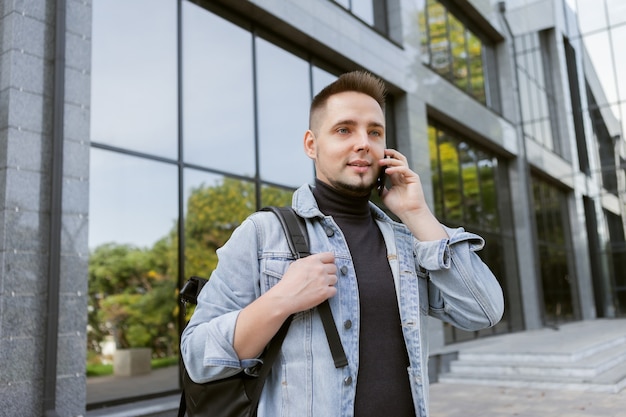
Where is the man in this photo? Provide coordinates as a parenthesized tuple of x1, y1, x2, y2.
(181, 71, 504, 416)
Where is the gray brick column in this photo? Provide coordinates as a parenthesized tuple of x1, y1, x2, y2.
(0, 0, 91, 415)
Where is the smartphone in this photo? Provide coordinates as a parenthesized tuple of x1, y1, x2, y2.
(377, 165, 387, 197)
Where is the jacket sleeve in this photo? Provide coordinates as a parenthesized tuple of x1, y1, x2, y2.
(414, 225, 505, 331)
(180, 217, 264, 384)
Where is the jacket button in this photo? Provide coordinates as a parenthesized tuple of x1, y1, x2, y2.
(325, 228, 334, 237)
(343, 320, 352, 329)
(343, 376, 352, 385)
(340, 265, 348, 275)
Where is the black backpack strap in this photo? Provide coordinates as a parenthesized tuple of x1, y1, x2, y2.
(262, 206, 348, 369)
(262, 206, 309, 258)
(248, 315, 292, 411)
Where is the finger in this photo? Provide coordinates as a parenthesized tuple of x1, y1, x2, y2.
(328, 274, 338, 286)
(316, 251, 336, 263)
(384, 149, 407, 163)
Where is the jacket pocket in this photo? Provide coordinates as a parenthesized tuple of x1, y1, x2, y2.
(260, 258, 292, 291)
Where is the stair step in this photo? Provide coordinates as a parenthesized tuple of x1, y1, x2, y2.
(436, 320, 626, 394)
(449, 344, 626, 378)
(438, 373, 626, 394)
(442, 359, 626, 383)
(457, 335, 626, 364)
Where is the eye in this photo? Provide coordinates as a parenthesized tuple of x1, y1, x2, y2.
(370, 130, 383, 137)
(337, 127, 349, 134)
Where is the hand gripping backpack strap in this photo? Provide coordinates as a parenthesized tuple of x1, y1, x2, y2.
(177, 207, 348, 417)
(262, 206, 348, 369)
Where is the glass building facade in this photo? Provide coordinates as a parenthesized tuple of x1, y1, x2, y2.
(1, 0, 625, 415)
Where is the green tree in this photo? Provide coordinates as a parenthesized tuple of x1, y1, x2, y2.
(88, 242, 177, 353)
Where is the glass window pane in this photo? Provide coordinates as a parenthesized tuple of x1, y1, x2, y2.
(87, 149, 179, 404)
(352, 0, 375, 26)
(583, 32, 618, 104)
(576, 0, 608, 34)
(459, 142, 480, 226)
(438, 134, 463, 223)
(312, 66, 338, 96)
(88, 150, 178, 249)
(449, 14, 468, 90)
(91, 0, 177, 158)
(183, 170, 255, 279)
(256, 38, 313, 187)
(611, 25, 626, 100)
(261, 184, 295, 208)
(428, 126, 443, 216)
(477, 152, 499, 231)
(607, 0, 626, 26)
(427, 0, 450, 74)
(468, 32, 485, 103)
(182, 3, 255, 177)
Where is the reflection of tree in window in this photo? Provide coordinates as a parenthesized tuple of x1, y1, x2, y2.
(532, 179, 574, 322)
(428, 126, 443, 216)
(459, 141, 480, 226)
(438, 135, 463, 223)
(477, 152, 499, 230)
(449, 13, 468, 89)
(88, 177, 293, 366)
(426, 0, 450, 73)
(468, 32, 485, 103)
(421, 0, 487, 103)
(89, 242, 178, 355)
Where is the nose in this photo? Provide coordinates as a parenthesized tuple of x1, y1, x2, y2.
(354, 130, 371, 152)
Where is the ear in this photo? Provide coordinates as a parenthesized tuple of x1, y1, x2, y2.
(304, 130, 316, 159)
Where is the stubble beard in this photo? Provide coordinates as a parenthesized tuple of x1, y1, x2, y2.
(328, 176, 375, 197)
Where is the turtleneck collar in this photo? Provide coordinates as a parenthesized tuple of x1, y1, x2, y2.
(312, 179, 371, 218)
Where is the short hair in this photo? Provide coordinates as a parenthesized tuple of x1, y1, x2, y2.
(309, 71, 387, 131)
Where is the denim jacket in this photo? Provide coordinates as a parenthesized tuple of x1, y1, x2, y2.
(181, 184, 504, 417)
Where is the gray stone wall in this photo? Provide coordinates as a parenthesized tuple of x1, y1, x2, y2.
(0, 0, 91, 416)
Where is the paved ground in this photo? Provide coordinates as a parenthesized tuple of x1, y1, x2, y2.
(87, 319, 626, 417)
(87, 375, 626, 417)
(429, 382, 626, 417)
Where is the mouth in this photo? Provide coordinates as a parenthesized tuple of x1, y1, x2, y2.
(347, 160, 371, 174)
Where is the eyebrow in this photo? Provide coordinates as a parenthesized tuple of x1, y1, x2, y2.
(332, 119, 385, 129)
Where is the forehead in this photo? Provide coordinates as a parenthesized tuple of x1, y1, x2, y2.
(321, 91, 385, 123)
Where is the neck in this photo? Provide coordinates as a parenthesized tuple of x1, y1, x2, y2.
(313, 179, 371, 217)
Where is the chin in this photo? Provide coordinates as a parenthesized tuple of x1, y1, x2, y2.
(332, 180, 375, 197)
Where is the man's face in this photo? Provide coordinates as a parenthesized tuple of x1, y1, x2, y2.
(305, 91, 386, 197)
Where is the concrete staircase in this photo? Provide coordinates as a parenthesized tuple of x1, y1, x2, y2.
(436, 319, 626, 393)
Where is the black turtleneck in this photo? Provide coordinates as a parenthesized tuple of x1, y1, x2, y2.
(312, 180, 415, 417)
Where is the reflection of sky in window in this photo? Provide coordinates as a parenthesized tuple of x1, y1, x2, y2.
(613, 25, 626, 100)
(352, 0, 375, 25)
(182, 2, 255, 177)
(312, 67, 338, 96)
(606, 0, 626, 26)
(88, 149, 178, 249)
(583, 32, 617, 104)
(573, 0, 608, 34)
(256, 37, 314, 187)
(90, 0, 177, 159)
(567, 0, 626, 136)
